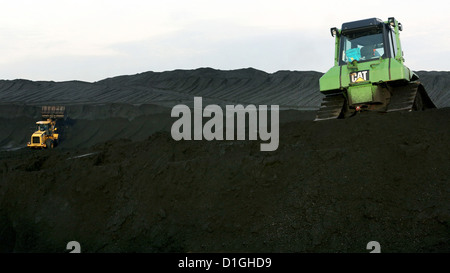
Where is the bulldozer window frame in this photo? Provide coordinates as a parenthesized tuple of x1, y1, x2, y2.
(388, 26, 398, 58)
(339, 24, 394, 65)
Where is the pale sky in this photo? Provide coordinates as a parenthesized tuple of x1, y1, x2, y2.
(0, 0, 449, 82)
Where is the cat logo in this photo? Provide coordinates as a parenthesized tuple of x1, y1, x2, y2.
(350, 70, 370, 83)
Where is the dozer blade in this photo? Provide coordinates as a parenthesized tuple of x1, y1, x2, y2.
(41, 106, 65, 119)
(387, 82, 436, 112)
(314, 94, 345, 121)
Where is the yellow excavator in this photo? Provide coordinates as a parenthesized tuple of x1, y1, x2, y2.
(27, 106, 65, 149)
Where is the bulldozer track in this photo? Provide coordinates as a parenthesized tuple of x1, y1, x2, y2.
(314, 94, 345, 121)
(387, 82, 436, 112)
(315, 82, 436, 121)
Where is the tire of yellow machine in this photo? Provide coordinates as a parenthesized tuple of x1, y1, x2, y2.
(45, 139, 54, 149)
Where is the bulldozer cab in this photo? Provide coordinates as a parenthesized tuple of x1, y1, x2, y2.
(339, 18, 398, 65)
(341, 29, 384, 63)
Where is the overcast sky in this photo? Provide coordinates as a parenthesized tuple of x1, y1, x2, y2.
(0, 0, 449, 82)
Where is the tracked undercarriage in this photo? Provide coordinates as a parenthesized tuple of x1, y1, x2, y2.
(315, 82, 436, 121)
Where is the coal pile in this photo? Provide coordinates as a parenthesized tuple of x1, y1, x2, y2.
(0, 68, 449, 253)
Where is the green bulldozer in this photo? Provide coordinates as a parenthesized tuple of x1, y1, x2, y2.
(315, 17, 436, 121)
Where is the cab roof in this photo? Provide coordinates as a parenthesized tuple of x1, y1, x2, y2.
(341, 18, 384, 34)
(36, 121, 51, 124)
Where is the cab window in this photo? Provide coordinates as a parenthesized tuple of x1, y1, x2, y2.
(340, 28, 385, 64)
